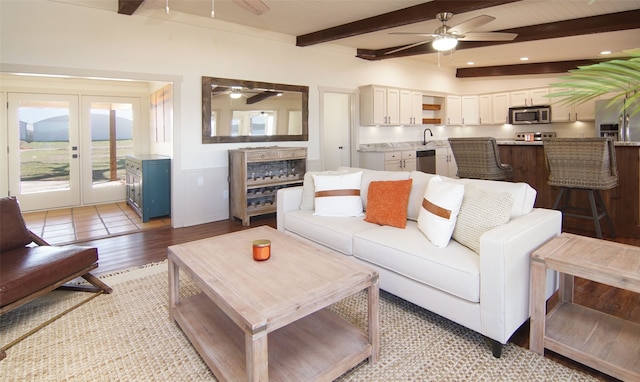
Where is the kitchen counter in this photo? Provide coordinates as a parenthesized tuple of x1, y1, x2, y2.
(497, 139, 640, 147)
(358, 140, 448, 152)
(361, 139, 640, 152)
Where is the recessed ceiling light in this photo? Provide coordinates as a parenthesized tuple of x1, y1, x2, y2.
(600, 50, 612, 55)
(467, 61, 475, 65)
(520, 57, 529, 61)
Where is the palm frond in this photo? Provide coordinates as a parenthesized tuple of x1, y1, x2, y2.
(548, 50, 640, 116)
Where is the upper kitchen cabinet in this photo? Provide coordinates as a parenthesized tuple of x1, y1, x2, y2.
(492, 92, 510, 124)
(360, 85, 400, 125)
(574, 98, 597, 121)
(400, 89, 424, 125)
(548, 87, 597, 122)
(479, 94, 492, 125)
(462, 95, 479, 125)
(445, 95, 478, 125)
(445, 95, 462, 125)
(510, 88, 549, 107)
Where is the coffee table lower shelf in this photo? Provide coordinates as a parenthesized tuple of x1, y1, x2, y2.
(545, 302, 640, 381)
(171, 292, 372, 381)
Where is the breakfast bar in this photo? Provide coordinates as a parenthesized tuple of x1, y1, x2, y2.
(497, 140, 640, 237)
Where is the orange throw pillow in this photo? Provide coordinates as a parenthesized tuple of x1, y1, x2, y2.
(364, 179, 413, 228)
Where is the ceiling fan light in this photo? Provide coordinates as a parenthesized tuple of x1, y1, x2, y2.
(432, 36, 458, 51)
(230, 88, 242, 99)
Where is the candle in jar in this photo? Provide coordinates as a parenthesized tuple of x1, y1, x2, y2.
(252, 239, 271, 261)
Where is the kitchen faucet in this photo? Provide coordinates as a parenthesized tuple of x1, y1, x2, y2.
(422, 128, 433, 145)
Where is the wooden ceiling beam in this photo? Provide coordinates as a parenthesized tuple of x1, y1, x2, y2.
(246, 91, 280, 105)
(455, 59, 608, 78)
(118, 0, 145, 15)
(296, 0, 522, 47)
(356, 9, 640, 62)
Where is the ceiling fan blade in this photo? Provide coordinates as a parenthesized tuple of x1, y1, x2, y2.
(458, 32, 518, 41)
(232, 0, 270, 16)
(389, 32, 439, 37)
(448, 15, 495, 35)
(385, 40, 431, 55)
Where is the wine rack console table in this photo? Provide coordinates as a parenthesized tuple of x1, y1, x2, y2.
(229, 147, 306, 226)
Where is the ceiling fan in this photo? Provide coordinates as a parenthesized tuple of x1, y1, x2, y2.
(387, 12, 517, 55)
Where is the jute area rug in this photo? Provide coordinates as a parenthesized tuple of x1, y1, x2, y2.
(0, 261, 596, 381)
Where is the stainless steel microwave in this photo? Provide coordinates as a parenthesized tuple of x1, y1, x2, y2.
(509, 106, 551, 125)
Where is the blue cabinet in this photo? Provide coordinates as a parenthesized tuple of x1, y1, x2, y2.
(126, 155, 171, 222)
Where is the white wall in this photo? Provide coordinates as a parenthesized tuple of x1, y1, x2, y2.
(0, 0, 458, 227)
(0, 1, 588, 227)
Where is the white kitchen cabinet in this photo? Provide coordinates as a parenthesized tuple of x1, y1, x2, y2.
(492, 92, 510, 124)
(574, 97, 597, 121)
(461, 95, 479, 125)
(549, 87, 597, 122)
(435, 147, 457, 177)
(359, 150, 416, 172)
(549, 87, 573, 122)
(446, 95, 479, 125)
(360, 85, 400, 125)
(479, 94, 492, 125)
(510, 88, 549, 107)
(445, 95, 462, 125)
(400, 89, 423, 125)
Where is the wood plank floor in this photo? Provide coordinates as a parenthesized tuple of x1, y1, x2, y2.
(78, 214, 636, 382)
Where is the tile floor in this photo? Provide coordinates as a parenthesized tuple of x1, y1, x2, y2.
(22, 202, 171, 245)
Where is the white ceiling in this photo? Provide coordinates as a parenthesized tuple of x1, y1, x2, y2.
(60, 0, 640, 69)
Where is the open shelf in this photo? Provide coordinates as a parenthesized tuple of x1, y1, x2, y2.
(545, 302, 640, 381)
(172, 292, 372, 381)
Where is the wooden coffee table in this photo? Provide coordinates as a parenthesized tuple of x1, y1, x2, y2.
(167, 226, 379, 381)
(530, 233, 640, 381)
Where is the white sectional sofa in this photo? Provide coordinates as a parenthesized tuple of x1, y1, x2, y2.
(276, 167, 562, 357)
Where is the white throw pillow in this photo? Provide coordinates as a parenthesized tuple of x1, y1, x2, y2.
(417, 176, 465, 248)
(313, 171, 364, 217)
(407, 170, 437, 221)
(453, 185, 514, 254)
(300, 170, 349, 210)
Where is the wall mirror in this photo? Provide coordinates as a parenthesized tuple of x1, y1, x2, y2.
(202, 77, 309, 143)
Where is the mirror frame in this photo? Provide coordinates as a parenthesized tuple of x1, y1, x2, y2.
(202, 76, 309, 143)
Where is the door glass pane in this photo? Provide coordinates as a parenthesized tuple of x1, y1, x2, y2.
(17, 101, 71, 194)
(231, 110, 276, 136)
(89, 102, 134, 187)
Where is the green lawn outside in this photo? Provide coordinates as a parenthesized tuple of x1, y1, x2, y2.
(20, 140, 134, 182)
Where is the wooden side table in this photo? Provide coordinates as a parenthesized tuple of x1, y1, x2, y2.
(530, 233, 640, 381)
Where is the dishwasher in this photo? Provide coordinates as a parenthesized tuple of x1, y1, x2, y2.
(417, 150, 436, 174)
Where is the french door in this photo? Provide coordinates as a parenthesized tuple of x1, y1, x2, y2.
(8, 93, 81, 211)
(8, 93, 139, 211)
(81, 96, 139, 205)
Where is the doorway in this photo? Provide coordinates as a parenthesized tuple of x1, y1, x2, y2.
(320, 88, 355, 170)
(7, 93, 140, 211)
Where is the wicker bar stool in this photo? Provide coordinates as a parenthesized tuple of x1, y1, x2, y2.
(448, 137, 513, 181)
(543, 138, 618, 239)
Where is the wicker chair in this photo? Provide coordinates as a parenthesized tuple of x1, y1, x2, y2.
(448, 137, 513, 181)
(543, 138, 618, 239)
